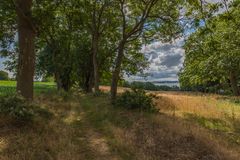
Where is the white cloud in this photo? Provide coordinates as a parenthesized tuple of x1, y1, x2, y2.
(127, 38, 185, 82)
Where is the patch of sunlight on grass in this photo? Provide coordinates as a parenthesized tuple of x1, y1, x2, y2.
(184, 113, 232, 132)
(0, 138, 8, 152)
(0, 81, 16, 86)
(157, 93, 240, 120)
(63, 111, 83, 124)
(0, 80, 56, 95)
(215, 100, 240, 119)
(156, 93, 240, 145)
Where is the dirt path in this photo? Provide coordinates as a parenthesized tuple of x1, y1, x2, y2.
(60, 100, 120, 160)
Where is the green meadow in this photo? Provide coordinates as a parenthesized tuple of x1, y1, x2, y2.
(0, 81, 56, 95)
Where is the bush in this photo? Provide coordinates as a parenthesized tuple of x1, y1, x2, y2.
(42, 76, 55, 82)
(0, 94, 34, 121)
(115, 89, 158, 112)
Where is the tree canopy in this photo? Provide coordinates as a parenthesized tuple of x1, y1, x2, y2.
(179, 0, 240, 95)
(0, 0, 239, 99)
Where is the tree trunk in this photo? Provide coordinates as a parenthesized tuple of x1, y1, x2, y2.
(16, 0, 35, 100)
(55, 69, 72, 92)
(111, 41, 125, 102)
(230, 71, 240, 96)
(55, 72, 62, 91)
(85, 72, 94, 93)
(92, 33, 100, 93)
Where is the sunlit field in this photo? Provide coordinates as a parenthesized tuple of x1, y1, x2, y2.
(155, 92, 240, 145)
(0, 83, 239, 159)
(101, 86, 240, 144)
(0, 81, 56, 95)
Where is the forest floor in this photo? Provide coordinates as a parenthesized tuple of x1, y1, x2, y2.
(0, 82, 240, 160)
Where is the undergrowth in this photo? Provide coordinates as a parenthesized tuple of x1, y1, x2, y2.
(115, 89, 158, 112)
(0, 94, 34, 121)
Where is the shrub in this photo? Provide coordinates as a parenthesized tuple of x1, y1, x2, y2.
(115, 89, 158, 112)
(42, 76, 55, 82)
(0, 94, 34, 121)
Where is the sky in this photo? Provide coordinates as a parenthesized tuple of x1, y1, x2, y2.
(0, 58, 6, 72)
(126, 38, 185, 82)
(127, 0, 226, 82)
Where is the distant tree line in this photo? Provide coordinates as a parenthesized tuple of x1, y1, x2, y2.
(122, 81, 180, 91)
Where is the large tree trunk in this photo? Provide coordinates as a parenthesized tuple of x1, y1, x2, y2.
(92, 33, 100, 93)
(230, 71, 240, 96)
(16, 0, 35, 100)
(110, 41, 125, 102)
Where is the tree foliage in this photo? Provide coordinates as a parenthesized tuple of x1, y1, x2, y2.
(0, 70, 9, 80)
(2, 0, 239, 100)
(179, 0, 240, 95)
(1, 0, 184, 99)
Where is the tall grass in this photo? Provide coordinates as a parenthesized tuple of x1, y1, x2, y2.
(156, 92, 240, 145)
(0, 85, 239, 159)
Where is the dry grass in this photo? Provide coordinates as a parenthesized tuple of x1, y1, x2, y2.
(156, 92, 240, 119)
(154, 92, 240, 145)
(0, 99, 86, 160)
(0, 90, 239, 160)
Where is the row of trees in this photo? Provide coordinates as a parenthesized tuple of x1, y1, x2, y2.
(1, 0, 183, 101)
(1, 0, 238, 100)
(179, 0, 240, 95)
(122, 81, 180, 91)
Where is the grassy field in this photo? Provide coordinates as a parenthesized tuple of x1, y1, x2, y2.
(155, 92, 240, 145)
(0, 81, 56, 95)
(0, 82, 240, 160)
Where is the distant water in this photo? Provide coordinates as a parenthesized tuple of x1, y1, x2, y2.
(153, 82, 179, 87)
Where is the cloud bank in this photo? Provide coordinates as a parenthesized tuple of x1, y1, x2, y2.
(127, 38, 185, 82)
